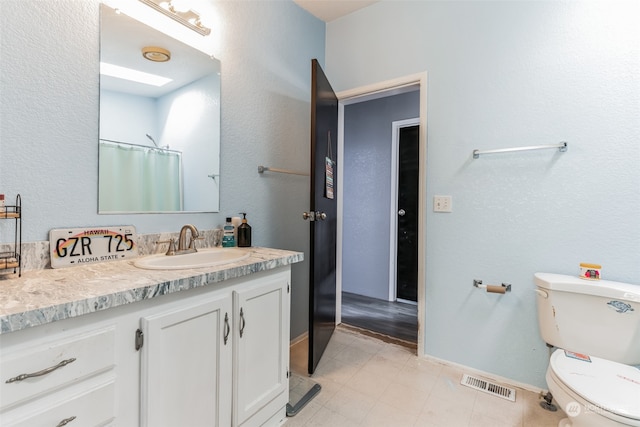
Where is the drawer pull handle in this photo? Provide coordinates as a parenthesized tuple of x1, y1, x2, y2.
(56, 416, 77, 427)
(5, 358, 76, 383)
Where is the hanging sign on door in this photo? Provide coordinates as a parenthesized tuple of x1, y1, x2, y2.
(325, 157, 334, 199)
(325, 131, 335, 200)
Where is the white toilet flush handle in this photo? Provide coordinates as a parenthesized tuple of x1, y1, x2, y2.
(534, 289, 548, 299)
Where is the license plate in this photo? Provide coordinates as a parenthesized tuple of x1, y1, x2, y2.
(49, 226, 138, 269)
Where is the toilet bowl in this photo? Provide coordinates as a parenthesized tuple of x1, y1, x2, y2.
(545, 349, 640, 427)
(534, 273, 640, 427)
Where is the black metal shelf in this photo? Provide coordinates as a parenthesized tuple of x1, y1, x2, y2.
(1, 194, 22, 276)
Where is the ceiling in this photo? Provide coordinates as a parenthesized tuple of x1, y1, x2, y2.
(101, 1, 378, 97)
(293, 0, 378, 22)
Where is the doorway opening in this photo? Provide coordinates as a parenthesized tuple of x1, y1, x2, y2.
(336, 73, 427, 353)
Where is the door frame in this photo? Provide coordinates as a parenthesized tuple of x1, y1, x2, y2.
(336, 72, 428, 357)
(389, 118, 420, 303)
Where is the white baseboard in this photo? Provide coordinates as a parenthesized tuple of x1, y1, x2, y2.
(289, 331, 308, 346)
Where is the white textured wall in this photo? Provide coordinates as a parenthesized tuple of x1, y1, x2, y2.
(100, 90, 158, 145)
(157, 74, 221, 211)
(327, 0, 640, 388)
(0, 0, 324, 340)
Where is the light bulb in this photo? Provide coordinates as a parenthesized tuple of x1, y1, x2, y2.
(170, 0, 190, 13)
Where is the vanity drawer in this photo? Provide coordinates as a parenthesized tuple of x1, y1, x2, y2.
(1, 326, 115, 410)
(1, 379, 116, 427)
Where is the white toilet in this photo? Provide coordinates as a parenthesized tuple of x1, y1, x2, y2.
(534, 273, 640, 427)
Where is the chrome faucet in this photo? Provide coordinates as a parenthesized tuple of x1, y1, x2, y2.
(177, 224, 202, 254)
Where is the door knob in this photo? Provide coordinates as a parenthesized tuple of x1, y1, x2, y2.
(302, 211, 327, 221)
(398, 209, 406, 216)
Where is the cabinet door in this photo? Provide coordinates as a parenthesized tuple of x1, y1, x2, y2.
(233, 271, 290, 427)
(140, 293, 233, 427)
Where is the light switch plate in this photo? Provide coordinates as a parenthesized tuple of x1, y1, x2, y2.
(433, 195, 452, 212)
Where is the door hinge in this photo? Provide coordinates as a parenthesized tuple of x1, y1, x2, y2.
(286, 368, 290, 379)
(287, 283, 290, 293)
(135, 328, 144, 351)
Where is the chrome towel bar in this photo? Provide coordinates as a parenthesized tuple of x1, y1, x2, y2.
(473, 142, 567, 159)
(258, 166, 309, 176)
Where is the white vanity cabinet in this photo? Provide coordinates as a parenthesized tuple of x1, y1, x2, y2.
(138, 267, 291, 427)
(0, 265, 293, 427)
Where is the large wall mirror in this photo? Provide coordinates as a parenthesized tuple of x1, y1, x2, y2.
(99, 3, 221, 213)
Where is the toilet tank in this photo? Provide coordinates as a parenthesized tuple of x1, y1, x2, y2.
(534, 273, 640, 365)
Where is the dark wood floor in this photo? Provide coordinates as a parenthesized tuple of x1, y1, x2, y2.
(341, 292, 418, 343)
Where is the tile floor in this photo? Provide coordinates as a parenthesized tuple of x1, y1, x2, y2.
(286, 326, 566, 427)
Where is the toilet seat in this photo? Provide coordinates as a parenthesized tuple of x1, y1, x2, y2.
(549, 349, 640, 422)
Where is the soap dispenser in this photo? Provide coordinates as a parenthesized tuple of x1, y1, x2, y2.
(237, 212, 252, 247)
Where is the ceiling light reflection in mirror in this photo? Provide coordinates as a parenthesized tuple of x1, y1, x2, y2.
(99, 1, 221, 213)
(100, 61, 173, 86)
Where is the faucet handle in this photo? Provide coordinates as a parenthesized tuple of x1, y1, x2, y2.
(156, 238, 177, 256)
(189, 236, 205, 250)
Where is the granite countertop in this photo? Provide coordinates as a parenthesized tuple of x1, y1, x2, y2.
(0, 247, 303, 335)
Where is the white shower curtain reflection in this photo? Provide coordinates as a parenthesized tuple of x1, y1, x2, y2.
(99, 140, 183, 212)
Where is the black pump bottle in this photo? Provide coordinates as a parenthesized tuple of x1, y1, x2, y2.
(237, 212, 252, 247)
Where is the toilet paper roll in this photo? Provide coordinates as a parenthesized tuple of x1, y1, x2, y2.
(486, 285, 506, 294)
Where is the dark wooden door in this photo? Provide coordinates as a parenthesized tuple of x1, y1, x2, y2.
(396, 125, 419, 302)
(308, 59, 338, 374)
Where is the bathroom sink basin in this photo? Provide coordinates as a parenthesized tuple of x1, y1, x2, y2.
(133, 248, 250, 270)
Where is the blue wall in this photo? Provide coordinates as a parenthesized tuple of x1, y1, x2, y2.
(327, 0, 640, 388)
(0, 0, 325, 340)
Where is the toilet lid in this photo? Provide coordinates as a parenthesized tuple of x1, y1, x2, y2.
(550, 349, 640, 421)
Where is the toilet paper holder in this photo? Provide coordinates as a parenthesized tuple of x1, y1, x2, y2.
(473, 279, 511, 294)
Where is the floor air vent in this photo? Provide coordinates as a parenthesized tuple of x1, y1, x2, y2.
(461, 374, 516, 402)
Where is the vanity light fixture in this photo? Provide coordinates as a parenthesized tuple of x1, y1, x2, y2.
(142, 46, 171, 62)
(138, 0, 211, 36)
